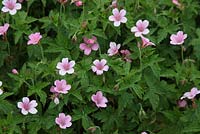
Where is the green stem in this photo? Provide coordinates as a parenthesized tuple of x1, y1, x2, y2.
(138, 46, 142, 71)
(39, 44, 44, 60)
(181, 45, 184, 63)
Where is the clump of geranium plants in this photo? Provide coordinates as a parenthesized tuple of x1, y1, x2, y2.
(1, 0, 200, 133)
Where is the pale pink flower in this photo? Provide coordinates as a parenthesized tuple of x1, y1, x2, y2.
(91, 91, 108, 108)
(172, 0, 181, 6)
(0, 81, 3, 95)
(18, 0, 25, 3)
(0, 23, 9, 36)
(17, 97, 38, 115)
(56, 58, 75, 75)
(27, 32, 42, 45)
(53, 80, 71, 94)
(111, 0, 117, 8)
(181, 87, 200, 100)
(91, 59, 109, 75)
(170, 31, 187, 45)
(80, 36, 99, 55)
(54, 97, 60, 105)
(120, 49, 132, 62)
(75, 0, 82, 7)
(1, 0, 22, 15)
(177, 99, 187, 108)
(131, 20, 149, 37)
(12, 68, 19, 74)
(109, 8, 127, 27)
(55, 113, 72, 129)
(107, 42, 121, 56)
(141, 36, 155, 48)
(141, 132, 148, 134)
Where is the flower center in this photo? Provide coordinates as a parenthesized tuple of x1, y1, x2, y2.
(23, 102, 30, 111)
(6, 1, 15, 10)
(138, 25, 145, 32)
(63, 63, 70, 70)
(114, 14, 122, 21)
(96, 63, 104, 70)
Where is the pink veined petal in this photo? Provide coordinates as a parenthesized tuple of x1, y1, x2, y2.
(66, 68, 74, 74)
(65, 115, 72, 122)
(29, 108, 38, 114)
(114, 21, 121, 27)
(65, 84, 71, 91)
(177, 31, 183, 36)
(131, 26, 138, 32)
(22, 97, 30, 103)
(120, 9, 126, 16)
(15, 3, 22, 10)
(109, 15, 115, 21)
(56, 62, 63, 70)
(170, 34, 176, 41)
(69, 61, 75, 68)
(21, 109, 28, 115)
(135, 32, 142, 37)
(98, 103, 107, 108)
(110, 42, 116, 48)
(143, 20, 149, 28)
(183, 34, 187, 39)
(96, 91, 103, 97)
(91, 94, 97, 102)
(112, 8, 119, 16)
(102, 97, 108, 103)
(96, 70, 104, 75)
(84, 48, 92, 55)
(9, 9, 17, 15)
(62, 58, 69, 64)
(59, 70, 67, 76)
(142, 29, 150, 35)
(1, 7, 9, 12)
(117, 44, 121, 49)
(103, 65, 109, 71)
(65, 121, 72, 127)
(91, 43, 99, 51)
(101, 59, 107, 65)
(79, 43, 87, 50)
(91, 66, 97, 72)
(2, 0, 6, 5)
(13, 0, 17, 3)
(136, 20, 142, 27)
(17, 102, 23, 108)
(93, 60, 99, 65)
(120, 17, 127, 23)
(29, 100, 38, 108)
(182, 92, 191, 99)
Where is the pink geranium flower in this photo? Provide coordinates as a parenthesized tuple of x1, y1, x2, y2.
(172, 0, 181, 6)
(131, 20, 150, 37)
(52, 80, 71, 94)
(1, 0, 22, 15)
(12, 68, 19, 74)
(56, 58, 75, 75)
(141, 132, 148, 134)
(55, 113, 72, 129)
(141, 36, 155, 48)
(80, 36, 99, 55)
(109, 8, 127, 27)
(107, 42, 121, 56)
(181, 87, 200, 100)
(0, 23, 9, 36)
(111, 0, 117, 8)
(27, 32, 42, 45)
(120, 49, 132, 62)
(91, 91, 108, 108)
(91, 59, 109, 75)
(170, 31, 187, 45)
(177, 99, 187, 108)
(75, 0, 83, 7)
(17, 97, 38, 115)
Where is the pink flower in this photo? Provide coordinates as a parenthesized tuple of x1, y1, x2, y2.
(17, 97, 38, 115)
(91, 91, 108, 108)
(18, 0, 25, 3)
(111, 0, 117, 8)
(141, 36, 155, 48)
(75, 0, 82, 7)
(27, 32, 42, 45)
(170, 31, 187, 45)
(109, 8, 127, 27)
(1, 0, 22, 15)
(181, 87, 200, 100)
(141, 132, 148, 134)
(91, 59, 109, 75)
(107, 42, 121, 56)
(120, 49, 132, 62)
(172, 0, 181, 6)
(177, 99, 187, 108)
(55, 113, 72, 129)
(56, 58, 75, 75)
(54, 97, 60, 105)
(52, 80, 71, 94)
(80, 36, 99, 55)
(0, 81, 3, 95)
(131, 20, 150, 37)
(0, 23, 9, 36)
(12, 68, 19, 74)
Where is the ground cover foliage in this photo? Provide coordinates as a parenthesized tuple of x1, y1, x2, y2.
(1, 0, 200, 134)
